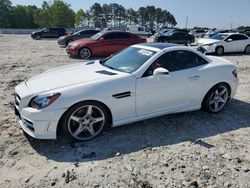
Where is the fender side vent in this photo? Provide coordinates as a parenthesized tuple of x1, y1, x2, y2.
(85, 61, 95, 65)
(112, 91, 131, 99)
(96, 70, 117, 75)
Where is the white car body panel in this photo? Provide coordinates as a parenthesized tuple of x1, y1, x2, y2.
(14, 45, 238, 139)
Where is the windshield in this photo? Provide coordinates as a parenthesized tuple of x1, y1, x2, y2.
(209, 34, 228, 40)
(102, 47, 156, 73)
(91, 32, 102, 40)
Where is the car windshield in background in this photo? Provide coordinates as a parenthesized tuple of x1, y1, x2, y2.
(210, 34, 228, 40)
(91, 32, 102, 40)
(102, 47, 155, 73)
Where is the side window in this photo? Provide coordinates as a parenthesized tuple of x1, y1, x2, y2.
(90, 30, 99, 34)
(116, 33, 131, 39)
(236, 34, 248, 40)
(227, 34, 248, 41)
(143, 50, 208, 77)
(79, 31, 87, 35)
(103, 33, 116, 40)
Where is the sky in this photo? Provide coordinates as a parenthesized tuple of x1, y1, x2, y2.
(11, 0, 250, 29)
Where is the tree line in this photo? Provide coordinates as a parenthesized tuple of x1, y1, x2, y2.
(0, 0, 177, 29)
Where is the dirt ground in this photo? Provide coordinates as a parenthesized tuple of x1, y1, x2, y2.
(0, 35, 249, 188)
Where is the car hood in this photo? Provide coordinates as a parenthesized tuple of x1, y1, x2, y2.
(25, 61, 122, 93)
(198, 38, 220, 45)
(58, 35, 69, 41)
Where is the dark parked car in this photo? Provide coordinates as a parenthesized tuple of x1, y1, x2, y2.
(66, 30, 147, 59)
(57, 29, 100, 46)
(154, 30, 195, 44)
(31, 28, 66, 40)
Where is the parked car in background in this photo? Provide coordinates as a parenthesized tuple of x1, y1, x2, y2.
(66, 30, 147, 59)
(208, 30, 236, 38)
(154, 29, 195, 44)
(31, 28, 66, 40)
(197, 33, 250, 55)
(127, 25, 150, 37)
(14, 43, 238, 141)
(189, 29, 206, 38)
(57, 29, 100, 46)
(154, 29, 170, 38)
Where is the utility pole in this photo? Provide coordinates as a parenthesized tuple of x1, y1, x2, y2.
(230, 21, 233, 29)
(185, 16, 188, 29)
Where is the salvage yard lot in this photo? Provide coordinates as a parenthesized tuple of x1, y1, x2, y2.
(0, 35, 250, 187)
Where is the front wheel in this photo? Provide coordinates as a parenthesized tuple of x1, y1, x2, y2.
(245, 45, 250, 54)
(202, 84, 229, 113)
(79, 47, 92, 59)
(35, 35, 41, 40)
(215, 46, 224, 56)
(61, 101, 109, 141)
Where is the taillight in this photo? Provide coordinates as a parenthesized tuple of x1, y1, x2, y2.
(232, 69, 238, 78)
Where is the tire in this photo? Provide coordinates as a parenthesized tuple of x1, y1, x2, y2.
(202, 83, 229, 113)
(79, 47, 92, 59)
(35, 35, 41, 40)
(245, 45, 250, 54)
(61, 101, 109, 141)
(215, 46, 224, 56)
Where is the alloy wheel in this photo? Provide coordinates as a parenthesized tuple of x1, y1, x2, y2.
(68, 105, 105, 140)
(79, 48, 91, 59)
(209, 86, 228, 112)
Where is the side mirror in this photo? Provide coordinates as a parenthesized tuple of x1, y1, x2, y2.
(153, 67, 170, 77)
(227, 38, 233, 42)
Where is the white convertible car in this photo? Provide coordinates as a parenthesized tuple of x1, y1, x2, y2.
(197, 33, 250, 55)
(14, 43, 238, 141)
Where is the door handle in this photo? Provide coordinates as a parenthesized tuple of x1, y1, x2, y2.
(189, 75, 200, 81)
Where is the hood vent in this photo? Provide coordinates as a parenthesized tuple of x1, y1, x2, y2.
(85, 61, 95, 65)
(96, 70, 117, 75)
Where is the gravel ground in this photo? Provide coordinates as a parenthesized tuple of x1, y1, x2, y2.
(0, 35, 249, 188)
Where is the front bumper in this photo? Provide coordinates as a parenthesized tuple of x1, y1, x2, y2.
(14, 84, 66, 140)
(196, 44, 216, 54)
(66, 47, 78, 57)
(57, 39, 66, 46)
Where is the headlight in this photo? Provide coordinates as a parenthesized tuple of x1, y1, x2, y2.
(204, 43, 216, 46)
(29, 93, 61, 109)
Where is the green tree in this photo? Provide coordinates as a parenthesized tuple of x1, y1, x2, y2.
(10, 5, 38, 28)
(90, 3, 102, 27)
(0, 0, 12, 28)
(75, 9, 85, 26)
(34, 1, 51, 27)
(34, 0, 75, 28)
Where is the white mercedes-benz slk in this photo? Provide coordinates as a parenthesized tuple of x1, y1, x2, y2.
(14, 43, 238, 141)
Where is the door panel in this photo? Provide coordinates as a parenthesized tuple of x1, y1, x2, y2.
(136, 68, 202, 116)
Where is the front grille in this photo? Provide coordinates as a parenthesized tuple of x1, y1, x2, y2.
(14, 93, 21, 107)
(23, 118, 34, 132)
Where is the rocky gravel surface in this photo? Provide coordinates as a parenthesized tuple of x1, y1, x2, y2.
(0, 35, 249, 188)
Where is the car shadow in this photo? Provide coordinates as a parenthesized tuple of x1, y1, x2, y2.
(27, 99, 250, 163)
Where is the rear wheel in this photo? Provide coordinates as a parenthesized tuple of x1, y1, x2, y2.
(79, 47, 92, 59)
(245, 45, 250, 54)
(61, 101, 109, 141)
(35, 35, 41, 40)
(202, 84, 229, 113)
(215, 46, 224, 56)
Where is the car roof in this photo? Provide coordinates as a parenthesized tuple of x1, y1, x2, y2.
(140, 42, 179, 49)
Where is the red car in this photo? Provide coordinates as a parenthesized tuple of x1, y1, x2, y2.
(66, 30, 147, 59)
